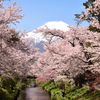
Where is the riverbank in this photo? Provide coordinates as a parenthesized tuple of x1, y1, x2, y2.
(0, 77, 35, 100)
(0, 81, 21, 100)
(38, 80, 100, 100)
(1, 77, 100, 100)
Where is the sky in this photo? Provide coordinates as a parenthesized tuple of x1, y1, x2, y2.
(3, 0, 89, 32)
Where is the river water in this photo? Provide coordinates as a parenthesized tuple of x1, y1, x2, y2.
(17, 87, 51, 100)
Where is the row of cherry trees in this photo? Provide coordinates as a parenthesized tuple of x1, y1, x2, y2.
(0, 0, 37, 79)
(34, 0, 100, 90)
(1, 0, 100, 91)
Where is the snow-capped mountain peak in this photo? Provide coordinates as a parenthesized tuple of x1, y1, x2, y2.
(40, 21, 69, 32)
(25, 21, 69, 43)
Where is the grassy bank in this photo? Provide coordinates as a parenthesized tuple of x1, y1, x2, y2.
(0, 76, 35, 100)
(38, 80, 100, 100)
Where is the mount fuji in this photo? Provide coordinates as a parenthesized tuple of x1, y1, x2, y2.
(25, 21, 69, 52)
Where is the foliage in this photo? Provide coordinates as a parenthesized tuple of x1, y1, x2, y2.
(21, 83, 27, 89)
(79, 90, 100, 100)
(75, 0, 100, 32)
(27, 78, 35, 83)
(65, 86, 88, 99)
(0, 0, 37, 81)
(32, 0, 100, 91)
(44, 82, 56, 92)
(55, 79, 65, 89)
(41, 81, 51, 89)
(86, 42, 91, 47)
(39, 80, 100, 100)
(0, 80, 20, 100)
(0, 87, 9, 100)
(2, 77, 16, 92)
(83, 0, 95, 9)
(1, 0, 100, 98)
(51, 88, 61, 100)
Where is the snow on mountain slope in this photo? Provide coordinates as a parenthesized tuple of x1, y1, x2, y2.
(40, 21, 69, 32)
(25, 21, 69, 44)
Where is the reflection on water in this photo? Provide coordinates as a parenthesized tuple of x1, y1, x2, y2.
(17, 87, 51, 100)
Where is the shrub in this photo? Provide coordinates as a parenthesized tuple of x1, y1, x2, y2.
(41, 81, 51, 89)
(0, 87, 9, 100)
(2, 77, 16, 92)
(55, 79, 65, 89)
(51, 88, 61, 100)
(44, 82, 56, 92)
(21, 83, 27, 89)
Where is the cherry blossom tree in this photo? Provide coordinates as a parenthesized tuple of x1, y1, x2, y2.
(34, 0, 100, 89)
(79, 0, 100, 31)
(0, 0, 37, 80)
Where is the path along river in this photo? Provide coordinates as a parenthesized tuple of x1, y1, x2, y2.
(17, 87, 51, 100)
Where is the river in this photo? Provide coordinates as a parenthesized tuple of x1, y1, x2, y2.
(17, 87, 51, 100)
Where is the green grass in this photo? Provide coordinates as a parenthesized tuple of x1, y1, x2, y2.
(65, 86, 89, 100)
(44, 82, 56, 92)
(38, 81, 65, 100)
(40, 81, 51, 89)
(79, 90, 100, 100)
(37, 81, 100, 100)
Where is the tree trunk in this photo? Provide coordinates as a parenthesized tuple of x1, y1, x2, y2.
(74, 79, 78, 86)
(79, 80, 82, 88)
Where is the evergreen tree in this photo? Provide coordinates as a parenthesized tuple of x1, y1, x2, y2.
(75, 0, 100, 32)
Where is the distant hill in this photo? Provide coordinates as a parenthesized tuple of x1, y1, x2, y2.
(34, 41, 46, 52)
